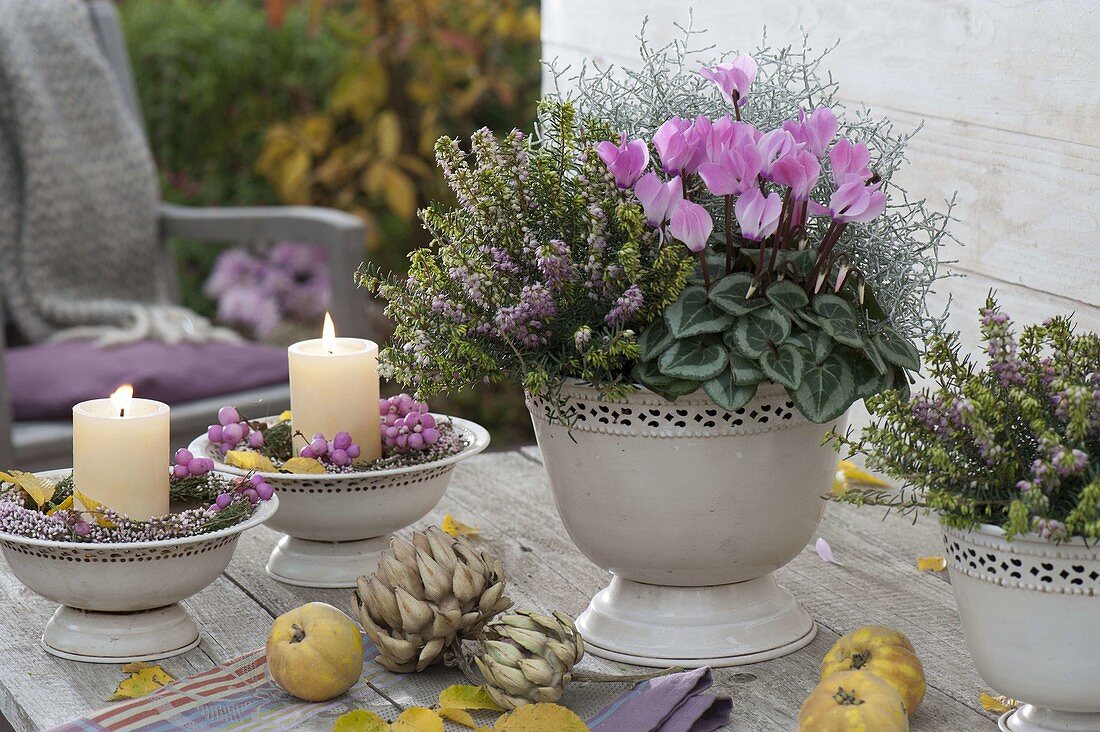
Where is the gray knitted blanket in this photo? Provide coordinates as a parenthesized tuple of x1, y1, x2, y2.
(0, 0, 234, 345)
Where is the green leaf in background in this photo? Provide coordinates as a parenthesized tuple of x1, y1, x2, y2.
(665, 287, 735, 338)
(727, 351, 765, 385)
(759, 343, 806, 390)
(708, 273, 767, 316)
(787, 329, 833, 364)
(844, 347, 887, 400)
(658, 340, 729, 381)
(638, 319, 675, 360)
(703, 369, 759, 412)
(812, 293, 858, 323)
(873, 327, 922, 371)
(861, 336, 889, 375)
(731, 307, 791, 358)
(765, 280, 810, 314)
(791, 351, 857, 423)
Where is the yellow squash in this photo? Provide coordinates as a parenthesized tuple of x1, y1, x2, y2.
(798, 670, 909, 732)
(821, 625, 926, 716)
(266, 602, 364, 702)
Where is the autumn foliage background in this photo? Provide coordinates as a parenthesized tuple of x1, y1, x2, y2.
(121, 0, 542, 443)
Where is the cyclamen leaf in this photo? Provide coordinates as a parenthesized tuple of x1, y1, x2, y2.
(765, 280, 810, 313)
(759, 343, 806, 390)
(727, 352, 765, 385)
(703, 369, 758, 412)
(812, 293, 858, 323)
(708, 273, 767, 316)
(787, 329, 833, 363)
(637, 319, 675, 360)
(664, 287, 734, 338)
(731, 308, 791, 358)
(658, 340, 728, 381)
(633, 362, 699, 401)
(861, 336, 889, 375)
(850, 350, 887, 401)
(790, 352, 857, 423)
(873, 327, 922, 371)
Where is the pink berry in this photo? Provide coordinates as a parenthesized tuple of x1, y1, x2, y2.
(310, 437, 328, 455)
(379, 398, 391, 415)
(420, 414, 436, 429)
(173, 464, 189, 479)
(187, 458, 208, 475)
(215, 493, 233, 509)
(384, 414, 398, 427)
(331, 448, 349, 466)
(223, 423, 244, 444)
(423, 428, 439, 445)
(243, 488, 259, 504)
(218, 406, 240, 426)
(200, 458, 216, 472)
(346, 444, 361, 459)
(333, 432, 352, 450)
(73, 520, 91, 536)
(408, 433, 424, 450)
(221, 441, 236, 455)
(255, 482, 274, 500)
(384, 426, 399, 440)
(175, 448, 194, 465)
(300, 445, 316, 459)
(248, 431, 264, 448)
(250, 474, 266, 486)
(207, 425, 224, 443)
(239, 422, 251, 438)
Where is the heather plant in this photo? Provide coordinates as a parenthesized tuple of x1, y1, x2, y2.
(831, 296, 1100, 541)
(359, 101, 695, 400)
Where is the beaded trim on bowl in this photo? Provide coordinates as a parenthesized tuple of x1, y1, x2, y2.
(943, 527, 1100, 596)
(525, 382, 810, 438)
(0, 534, 239, 561)
(243, 464, 455, 494)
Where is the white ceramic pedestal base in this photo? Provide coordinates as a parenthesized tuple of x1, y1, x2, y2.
(266, 534, 391, 588)
(576, 574, 816, 668)
(1000, 707, 1100, 732)
(41, 604, 200, 664)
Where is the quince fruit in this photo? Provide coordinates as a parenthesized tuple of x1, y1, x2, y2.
(798, 669, 909, 732)
(821, 625, 925, 716)
(267, 602, 363, 701)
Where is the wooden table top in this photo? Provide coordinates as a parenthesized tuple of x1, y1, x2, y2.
(0, 449, 998, 731)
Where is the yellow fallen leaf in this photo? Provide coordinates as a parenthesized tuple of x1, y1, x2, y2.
(494, 704, 589, 731)
(333, 709, 389, 732)
(108, 665, 175, 701)
(120, 661, 151, 673)
(438, 708, 478, 728)
(391, 707, 444, 732)
(438, 684, 503, 711)
(917, 556, 947, 572)
(281, 456, 327, 474)
(47, 495, 74, 516)
(225, 451, 277, 472)
(74, 490, 116, 527)
(441, 515, 481, 539)
(836, 460, 891, 488)
(0, 470, 56, 508)
(980, 692, 1020, 713)
(279, 410, 293, 423)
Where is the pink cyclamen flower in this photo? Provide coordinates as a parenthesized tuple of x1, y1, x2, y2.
(652, 117, 704, 175)
(827, 179, 887, 223)
(668, 200, 714, 253)
(829, 138, 873, 184)
(596, 133, 650, 189)
(698, 140, 764, 196)
(699, 116, 761, 164)
(734, 186, 783, 241)
(634, 172, 683, 227)
(757, 129, 798, 178)
(782, 108, 838, 159)
(769, 148, 821, 200)
(699, 54, 758, 107)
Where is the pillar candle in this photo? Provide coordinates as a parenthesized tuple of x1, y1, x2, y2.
(72, 385, 170, 521)
(288, 313, 382, 462)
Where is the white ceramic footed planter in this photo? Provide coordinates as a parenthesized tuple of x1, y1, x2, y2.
(0, 470, 278, 663)
(190, 416, 490, 589)
(527, 380, 845, 668)
(943, 524, 1100, 732)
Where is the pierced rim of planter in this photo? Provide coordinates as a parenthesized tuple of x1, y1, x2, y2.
(0, 469, 280, 552)
(535, 377, 791, 400)
(194, 414, 491, 481)
(942, 521, 1100, 548)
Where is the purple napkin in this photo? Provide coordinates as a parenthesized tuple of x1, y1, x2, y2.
(590, 667, 732, 732)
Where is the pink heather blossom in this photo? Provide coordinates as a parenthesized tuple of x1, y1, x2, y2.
(668, 199, 714, 254)
(634, 172, 683, 227)
(734, 187, 783, 241)
(782, 108, 838, 159)
(652, 117, 705, 175)
(829, 138, 873, 184)
(699, 54, 758, 107)
(596, 133, 650, 189)
(769, 148, 821, 200)
(757, 129, 798, 178)
(697, 140, 764, 196)
(827, 179, 887, 223)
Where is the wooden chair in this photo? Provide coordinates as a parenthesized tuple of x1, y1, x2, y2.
(0, 0, 367, 470)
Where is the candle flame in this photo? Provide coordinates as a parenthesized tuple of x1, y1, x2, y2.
(110, 384, 134, 417)
(322, 312, 337, 353)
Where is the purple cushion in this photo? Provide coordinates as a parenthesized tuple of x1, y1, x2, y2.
(5, 340, 288, 421)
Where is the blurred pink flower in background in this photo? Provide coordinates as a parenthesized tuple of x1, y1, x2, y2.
(204, 243, 330, 337)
